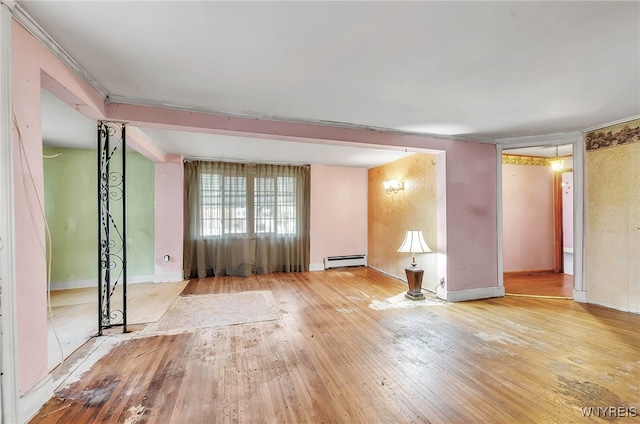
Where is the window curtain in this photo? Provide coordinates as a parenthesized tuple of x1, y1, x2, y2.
(184, 161, 310, 278)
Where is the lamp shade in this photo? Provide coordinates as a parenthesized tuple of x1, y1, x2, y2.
(397, 230, 431, 254)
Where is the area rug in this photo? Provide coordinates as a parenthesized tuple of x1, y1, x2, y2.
(369, 291, 446, 311)
(156, 290, 280, 332)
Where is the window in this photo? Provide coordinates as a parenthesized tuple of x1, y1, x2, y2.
(186, 161, 310, 277)
(199, 171, 298, 237)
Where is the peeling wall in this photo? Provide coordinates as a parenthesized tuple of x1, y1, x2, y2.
(585, 119, 640, 313)
(368, 154, 438, 290)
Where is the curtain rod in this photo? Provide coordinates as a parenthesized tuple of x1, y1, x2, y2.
(183, 156, 310, 166)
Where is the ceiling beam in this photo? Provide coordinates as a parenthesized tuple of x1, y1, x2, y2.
(105, 102, 470, 153)
(126, 127, 166, 163)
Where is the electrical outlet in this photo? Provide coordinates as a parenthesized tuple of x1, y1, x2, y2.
(439, 277, 445, 286)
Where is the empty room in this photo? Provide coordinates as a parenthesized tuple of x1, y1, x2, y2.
(1, 1, 638, 423)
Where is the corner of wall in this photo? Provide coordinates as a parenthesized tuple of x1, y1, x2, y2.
(19, 373, 53, 424)
(309, 263, 324, 272)
(439, 286, 505, 303)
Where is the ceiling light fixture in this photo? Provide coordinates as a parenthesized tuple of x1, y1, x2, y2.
(549, 146, 564, 171)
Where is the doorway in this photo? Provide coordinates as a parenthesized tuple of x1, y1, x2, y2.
(501, 144, 574, 298)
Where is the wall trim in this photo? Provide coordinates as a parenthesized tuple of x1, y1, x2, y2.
(13, 4, 108, 99)
(572, 138, 585, 292)
(502, 154, 550, 166)
(496, 144, 504, 289)
(309, 263, 324, 272)
(19, 373, 53, 423)
(573, 290, 587, 303)
(441, 286, 505, 303)
(496, 131, 582, 148)
(584, 118, 639, 151)
(153, 272, 184, 284)
(50, 274, 157, 290)
(582, 115, 640, 133)
(0, 2, 19, 422)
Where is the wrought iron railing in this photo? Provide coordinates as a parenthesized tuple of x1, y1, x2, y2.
(97, 121, 127, 334)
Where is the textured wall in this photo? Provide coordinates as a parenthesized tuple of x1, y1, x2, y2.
(502, 162, 554, 272)
(368, 154, 438, 289)
(562, 172, 573, 250)
(585, 119, 640, 313)
(44, 147, 155, 282)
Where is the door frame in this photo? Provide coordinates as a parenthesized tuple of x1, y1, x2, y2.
(496, 131, 586, 301)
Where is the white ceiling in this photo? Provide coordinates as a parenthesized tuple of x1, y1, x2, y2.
(25, 1, 640, 164)
(41, 89, 412, 167)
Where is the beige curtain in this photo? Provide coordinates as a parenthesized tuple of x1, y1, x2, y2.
(184, 161, 310, 278)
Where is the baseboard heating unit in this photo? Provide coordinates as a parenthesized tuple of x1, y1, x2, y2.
(324, 255, 367, 269)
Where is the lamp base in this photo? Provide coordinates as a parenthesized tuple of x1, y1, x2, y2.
(404, 267, 425, 301)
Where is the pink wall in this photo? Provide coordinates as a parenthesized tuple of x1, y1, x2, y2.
(562, 172, 573, 249)
(12, 32, 49, 393)
(502, 163, 554, 272)
(11, 18, 502, 404)
(154, 154, 184, 280)
(444, 142, 498, 291)
(12, 21, 177, 396)
(310, 165, 367, 268)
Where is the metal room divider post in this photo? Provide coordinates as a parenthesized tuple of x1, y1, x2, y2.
(97, 121, 127, 335)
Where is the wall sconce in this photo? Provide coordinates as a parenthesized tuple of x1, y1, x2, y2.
(383, 180, 404, 194)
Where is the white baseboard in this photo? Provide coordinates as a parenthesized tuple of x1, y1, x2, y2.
(573, 290, 587, 303)
(153, 272, 184, 283)
(50, 274, 156, 290)
(309, 263, 324, 272)
(441, 286, 505, 303)
(20, 373, 53, 423)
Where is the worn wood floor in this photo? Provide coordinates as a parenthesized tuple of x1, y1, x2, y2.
(47, 281, 189, 371)
(32, 268, 639, 423)
(504, 272, 574, 298)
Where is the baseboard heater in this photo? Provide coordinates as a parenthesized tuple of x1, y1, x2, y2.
(324, 255, 367, 269)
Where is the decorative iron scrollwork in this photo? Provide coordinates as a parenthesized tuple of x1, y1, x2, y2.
(97, 121, 128, 334)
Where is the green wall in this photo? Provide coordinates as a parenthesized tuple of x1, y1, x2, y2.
(44, 147, 155, 283)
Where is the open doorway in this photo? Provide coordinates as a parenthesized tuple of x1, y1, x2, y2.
(41, 88, 99, 371)
(501, 144, 574, 298)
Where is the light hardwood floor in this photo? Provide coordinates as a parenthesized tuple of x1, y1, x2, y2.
(47, 281, 189, 371)
(32, 268, 639, 423)
(504, 272, 574, 298)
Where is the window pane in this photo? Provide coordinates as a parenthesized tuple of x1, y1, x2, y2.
(200, 173, 222, 236)
(254, 177, 275, 233)
(277, 177, 297, 235)
(224, 176, 246, 234)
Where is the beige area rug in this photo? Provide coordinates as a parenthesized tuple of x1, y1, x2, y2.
(369, 291, 447, 311)
(156, 290, 280, 332)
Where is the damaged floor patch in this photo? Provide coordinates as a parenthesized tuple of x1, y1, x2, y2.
(369, 292, 446, 311)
